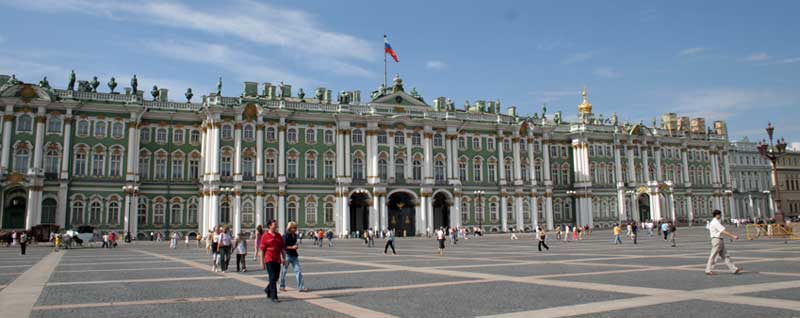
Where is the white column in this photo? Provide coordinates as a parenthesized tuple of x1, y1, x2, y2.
(515, 195, 523, 230)
(371, 192, 379, 230)
(234, 120, 242, 181)
(405, 132, 412, 179)
(527, 137, 535, 185)
(423, 130, 432, 184)
(345, 129, 351, 177)
(445, 135, 453, 180)
(681, 148, 690, 186)
(426, 193, 434, 230)
(513, 136, 522, 184)
(256, 122, 263, 181)
(131, 192, 138, 236)
(32, 109, 46, 172)
(418, 195, 426, 233)
(255, 193, 264, 227)
(452, 135, 460, 182)
(655, 146, 663, 181)
(627, 145, 636, 183)
(642, 146, 651, 182)
(497, 132, 506, 185)
(61, 113, 73, 180)
(453, 195, 461, 228)
(126, 115, 137, 181)
(1, 106, 14, 173)
(278, 124, 286, 179)
(687, 194, 694, 225)
(336, 128, 344, 178)
(545, 195, 554, 230)
(379, 195, 388, 231)
(500, 195, 508, 231)
(232, 192, 241, 235)
(277, 194, 286, 233)
(531, 195, 539, 227)
(388, 132, 395, 182)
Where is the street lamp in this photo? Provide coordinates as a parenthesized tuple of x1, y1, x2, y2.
(122, 184, 139, 242)
(625, 190, 636, 222)
(220, 187, 234, 225)
(757, 122, 788, 224)
(473, 190, 485, 229)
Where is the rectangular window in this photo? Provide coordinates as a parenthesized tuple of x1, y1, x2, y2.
(173, 129, 184, 144)
(324, 159, 334, 179)
(378, 132, 387, 144)
(92, 153, 104, 176)
(140, 128, 150, 142)
(305, 158, 316, 179)
(473, 162, 482, 182)
(156, 129, 167, 144)
(265, 158, 275, 178)
(189, 159, 199, 179)
(155, 158, 167, 179)
(110, 154, 122, 177)
(488, 163, 496, 182)
(305, 129, 315, 144)
(473, 137, 481, 150)
(287, 158, 297, 179)
(394, 133, 405, 145)
(220, 156, 231, 177)
(459, 162, 467, 182)
(172, 159, 183, 179)
(139, 157, 149, 179)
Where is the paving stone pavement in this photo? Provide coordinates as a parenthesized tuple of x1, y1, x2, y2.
(0, 226, 799, 318)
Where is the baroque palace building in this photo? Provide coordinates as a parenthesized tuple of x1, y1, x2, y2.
(0, 73, 736, 238)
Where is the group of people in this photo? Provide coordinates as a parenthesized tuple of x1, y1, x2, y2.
(553, 224, 592, 241)
(612, 221, 677, 246)
(204, 226, 250, 273)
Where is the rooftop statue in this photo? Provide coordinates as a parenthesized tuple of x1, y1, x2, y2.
(217, 77, 223, 96)
(185, 88, 193, 102)
(554, 111, 562, 125)
(298, 88, 305, 99)
(611, 112, 618, 126)
(8, 74, 21, 85)
(370, 83, 386, 100)
(446, 98, 454, 111)
(392, 74, 404, 93)
(463, 100, 470, 111)
(131, 75, 138, 94)
(90, 76, 100, 93)
(68, 70, 76, 91)
(541, 104, 547, 117)
(108, 77, 117, 93)
(151, 85, 159, 100)
(39, 76, 50, 89)
(315, 88, 325, 101)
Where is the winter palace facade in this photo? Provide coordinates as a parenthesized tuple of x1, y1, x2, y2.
(0, 73, 737, 238)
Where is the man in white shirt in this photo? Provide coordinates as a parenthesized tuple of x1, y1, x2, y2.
(706, 210, 741, 275)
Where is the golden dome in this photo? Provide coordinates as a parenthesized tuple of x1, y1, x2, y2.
(578, 85, 592, 114)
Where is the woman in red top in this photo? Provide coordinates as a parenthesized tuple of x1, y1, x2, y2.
(260, 219, 284, 303)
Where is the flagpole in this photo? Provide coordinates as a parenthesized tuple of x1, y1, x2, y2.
(383, 34, 388, 92)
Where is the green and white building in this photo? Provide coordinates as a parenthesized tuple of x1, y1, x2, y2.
(0, 73, 735, 238)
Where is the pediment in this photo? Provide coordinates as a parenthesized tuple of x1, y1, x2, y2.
(371, 91, 428, 107)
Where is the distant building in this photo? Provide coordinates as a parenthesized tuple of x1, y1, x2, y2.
(0, 73, 734, 237)
(775, 150, 800, 219)
(729, 138, 773, 220)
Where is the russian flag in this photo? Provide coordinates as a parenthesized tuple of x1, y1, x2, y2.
(384, 35, 399, 62)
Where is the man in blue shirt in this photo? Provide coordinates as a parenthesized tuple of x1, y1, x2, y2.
(661, 222, 669, 241)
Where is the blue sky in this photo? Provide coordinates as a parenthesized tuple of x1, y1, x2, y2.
(1, 0, 798, 145)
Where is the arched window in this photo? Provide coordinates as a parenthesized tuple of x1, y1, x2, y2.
(564, 200, 572, 220)
(351, 129, 363, 144)
(112, 122, 124, 139)
(13, 147, 29, 173)
(305, 153, 316, 179)
(71, 201, 84, 225)
(220, 151, 232, 177)
(461, 201, 469, 223)
(473, 158, 482, 182)
(266, 127, 276, 142)
(287, 202, 297, 222)
(324, 130, 334, 144)
(187, 203, 198, 225)
(138, 152, 150, 179)
(459, 160, 467, 182)
(265, 202, 275, 221)
(554, 198, 563, 221)
(243, 124, 254, 141)
(287, 152, 297, 179)
(90, 201, 102, 225)
(190, 130, 201, 144)
(352, 158, 364, 180)
(475, 200, 484, 223)
(219, 202, 230, 224)
(523, 201, 531, 223)
(107, 201, 120, 225)
(173, 128, 184, 144)
(490, 202, 499, 222)
(487, 137, 495, 150)
(137, 201, 147, 225)
(472, 137, 481, 150)
(534, 159, 542, 182)
(433, 133, 444, 147)
(42, 198, 57, 224)
(488, 160, 497, 182)
(242, 202, 254, 225)
(77, 120, 90, 136)
(222, 125, 233, 140)
(412, 159, 422, 180)
(504, 159, 512, 181)
(324, 202, 334, 224)
(434, 158, 445, 181)
(265, 150, 276, 178)
(153, 202, 165, 225)
(506, 199, 514, 222)
(170, 203, 182, 225)
(411, 132, 421, 146)
(305, 201, 317, 225)
(17, 115, 33, 132)
(94, 121, 106, 138)
(110, 149, 123, 177)
(305, 128, 316, 143)
(156, 128, 167, 144)
(561, 164, 570, 185)
(47, 116, 62, 133)
(459, 136, 467, 149)
(395, 158, 405, 180)
(378, 158, 388, 180)
(92, 149, 105, 176)
(521, 160, 529, 182)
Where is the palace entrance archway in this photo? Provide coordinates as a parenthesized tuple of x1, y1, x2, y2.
(433, 192, 451, 230)
(349, 193, 369, 233)
(2, 190, 27, 229)
(638, 193, 651, 222)
(388, 192, 415, 237)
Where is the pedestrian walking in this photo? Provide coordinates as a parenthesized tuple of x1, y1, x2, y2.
(210, 228, 220, 271)
(234, 233, 248, 272)
(185, 234, 190, 248)
(661, 222, 670, 241)
(613, 224, 623, 245)
(706, 210, 741, 276)
(510, 229, 518, 240)
(555, 226, 562, 241)
(279, 222, 308, 292)
(669, 222, 677, 247)
(260, 219, 284, 303)
(367, 228, 375, 247)
(436, 228, 446, 256)
(326, 230, 334, 247)
(217, 226, 233, 273)
(631, 222, 639, 245)
(19, 232, 28, 255)
(537, 227, 549, 251)
(384, 229, 397, 255)
(101, 233, 109, 248)
(170, 232, 178, 249)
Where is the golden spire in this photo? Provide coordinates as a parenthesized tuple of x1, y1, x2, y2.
(578, 85, 592, 114)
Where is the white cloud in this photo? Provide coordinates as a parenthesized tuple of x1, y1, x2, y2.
(425, 60, 447, 71)
(1, 0, 375, 76)
(594, 67, 620, 78)
(561, 52, 593, 65)
(671, 88, 787, 120)
(790, 142, 800, 151)
(774, 57, 800, 64)
(744, 52, 771, 62)
(145, 40, 308, 87)
(678, 47, 706, 56)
